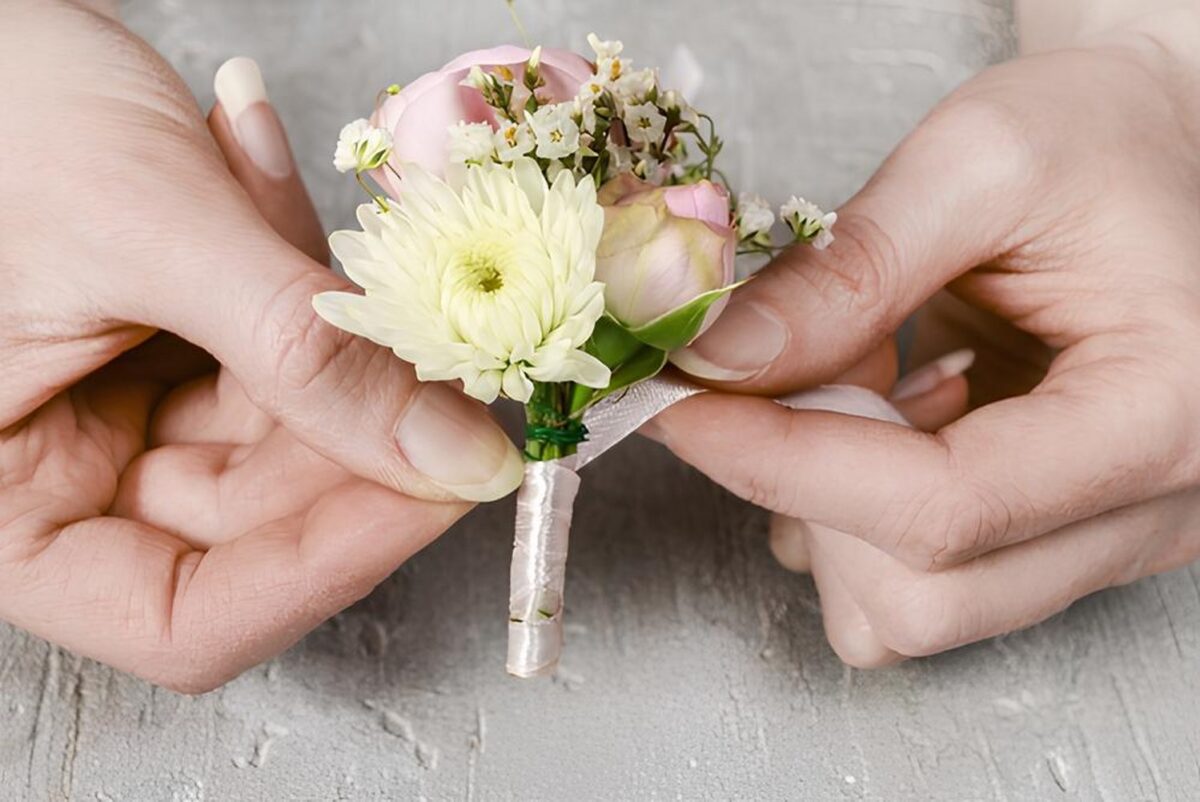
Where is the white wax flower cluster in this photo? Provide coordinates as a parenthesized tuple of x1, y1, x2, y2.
(333, 118, 393, 174)
(454, 35, 701, 186)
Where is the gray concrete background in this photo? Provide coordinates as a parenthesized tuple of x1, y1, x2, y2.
(5, 1, 1200, 799)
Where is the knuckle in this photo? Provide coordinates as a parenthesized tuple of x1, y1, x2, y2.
(882, 467, 1015, 571)
(256, 274, 354, 408)
(741, 466, 793, 515)
(792, 214, 898, 339)
(872, 580, 966, 657)
(737, 413, 808, 514)
(920, 93, 1038, 195)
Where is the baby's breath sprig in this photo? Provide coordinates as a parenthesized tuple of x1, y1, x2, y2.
(333, 118, 395, 212)
(734, 194, 839, 255)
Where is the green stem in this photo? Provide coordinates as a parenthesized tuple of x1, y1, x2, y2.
(524, 381, 584, 462)
(356, 172, 389, 212)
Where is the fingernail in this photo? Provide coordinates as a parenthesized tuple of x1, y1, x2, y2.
(213, 57, 294, 180)
(890, 348, 975, 401)
(396, 383, 524, 502)
(671, 301, 788, 382)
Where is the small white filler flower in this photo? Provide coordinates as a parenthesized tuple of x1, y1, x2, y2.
(622, 101, 666, 147)
(588, 35, 627, 85)
(313, 158, 611, 404)
(528, 103, 581, 160)
(333, 118, 393, 174)
(781, 195, 837, 250)
(448, 121, 497, 164)
(736, 192, 775, 240)
(494, 121, 536, 162)
(586, 32, 623, 61)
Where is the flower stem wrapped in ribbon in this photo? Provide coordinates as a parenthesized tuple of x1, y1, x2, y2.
(315, 34, 836, 677)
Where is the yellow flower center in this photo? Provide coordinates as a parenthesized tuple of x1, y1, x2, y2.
(455, 241, 509, 295)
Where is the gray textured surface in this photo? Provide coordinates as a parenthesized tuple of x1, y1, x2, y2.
(5, 1, 1200, 799)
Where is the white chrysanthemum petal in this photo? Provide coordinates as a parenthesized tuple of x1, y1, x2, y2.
(502, 364, 535, 402)
(465, 371, 504, 404)
(510, 157, 547, 215)
(312, 292, 395, 346)
(526, 347, 610, 388)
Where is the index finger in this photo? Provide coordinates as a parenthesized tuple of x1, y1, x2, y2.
(652, 344, 1195, 570)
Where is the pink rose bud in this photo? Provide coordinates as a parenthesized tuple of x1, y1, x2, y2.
(370, 45, 592, 194)
(595, 177, 736, 334)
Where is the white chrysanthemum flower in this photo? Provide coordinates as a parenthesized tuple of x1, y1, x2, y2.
(622, 102, 666, 147)
(781, 196, 837, 250)
(333, 118, 394, 174)
(494, 121, 535, 161)
(528, 103, 581, 159)
(448, 121, 496, 164)
(313, 159, 610, 404)
(736, 192, 776, 239)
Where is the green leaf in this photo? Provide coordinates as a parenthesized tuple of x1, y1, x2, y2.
(571, 318, 670, 414)
(626, 278, 750, 352)
(586, 315, 645, 368)
(602, 345, 669, 398)
(572, 346, 668, 414)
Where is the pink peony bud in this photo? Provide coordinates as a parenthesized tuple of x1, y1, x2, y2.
(595, 177, 736, 334)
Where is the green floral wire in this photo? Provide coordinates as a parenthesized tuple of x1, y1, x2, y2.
(523, 399, 589, 454)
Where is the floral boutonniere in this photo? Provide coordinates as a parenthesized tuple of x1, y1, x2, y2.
(314, 33, 835, 677)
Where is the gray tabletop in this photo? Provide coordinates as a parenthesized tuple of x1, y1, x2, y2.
(5, 1, 1200, 799)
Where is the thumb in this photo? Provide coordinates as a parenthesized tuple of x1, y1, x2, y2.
(116, 58, 524, 503)
(673, 99, 1036, 394)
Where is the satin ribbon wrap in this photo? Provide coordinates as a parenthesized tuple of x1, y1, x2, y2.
(507, 460, 580, 677)
(505, 376, 909, 678)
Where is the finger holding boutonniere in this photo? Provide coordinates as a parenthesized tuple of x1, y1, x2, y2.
(0, 3, 486, 693)
(652, 6, 1200, 666)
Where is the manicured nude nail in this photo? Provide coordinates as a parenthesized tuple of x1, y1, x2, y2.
(890, 348, 975, 401)
(671, 301, 789, 382)
(213, 57, 295, 180)
(396, 382, 524, 502)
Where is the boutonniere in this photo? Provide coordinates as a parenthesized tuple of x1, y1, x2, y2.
(315, 33, 835, 677)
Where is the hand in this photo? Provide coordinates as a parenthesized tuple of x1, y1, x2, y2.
(0, 1, 523, 692)
(650, 9, 1200, 666)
